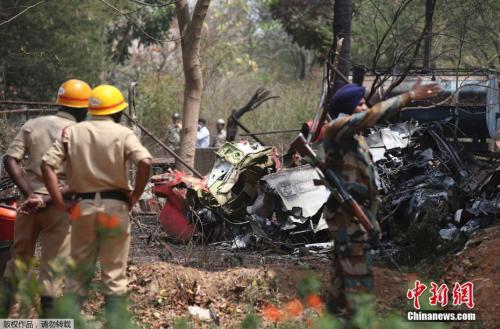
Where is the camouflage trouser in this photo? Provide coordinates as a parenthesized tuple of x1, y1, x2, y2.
(324, 205, 373, 316)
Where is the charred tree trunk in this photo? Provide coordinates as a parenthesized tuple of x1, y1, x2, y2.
(175, 0, 211, 171)
(332, 0, 352, 93)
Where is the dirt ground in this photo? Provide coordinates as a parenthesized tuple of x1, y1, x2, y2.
(78, 215, 498, 328)
(438, 225, 500, 329)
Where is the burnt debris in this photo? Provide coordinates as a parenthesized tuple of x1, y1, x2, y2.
(367, 121, 499, 263)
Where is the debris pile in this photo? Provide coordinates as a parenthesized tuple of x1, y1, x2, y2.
(151, 141, 331, 248)
(148, 119, 498, 260)
(367, 122, 499, 262)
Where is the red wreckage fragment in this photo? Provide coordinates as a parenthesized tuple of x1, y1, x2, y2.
(152, 170, 207, 242)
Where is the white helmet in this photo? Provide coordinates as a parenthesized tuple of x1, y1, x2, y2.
(216, 118, 225, 125)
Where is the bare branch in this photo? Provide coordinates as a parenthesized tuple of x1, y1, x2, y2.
(0, 1, 45, 27)
(99, 0, 182, 43)
(370, 0, 414, 70)
(382, 5, 436, 98)
(129, 0, 177, 7)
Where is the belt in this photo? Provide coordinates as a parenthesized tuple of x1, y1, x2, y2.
(76, 190, 129, 202)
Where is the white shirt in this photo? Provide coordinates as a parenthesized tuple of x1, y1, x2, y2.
(196, 126, 210, 148)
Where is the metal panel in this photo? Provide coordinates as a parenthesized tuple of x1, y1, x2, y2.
(262, 165, 330, 218)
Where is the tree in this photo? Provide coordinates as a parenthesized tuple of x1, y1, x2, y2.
(268, 0, 333, 60)
(0, 0, 116, 100)
(106, 0, 176, 65)
(423, 0, 435, 70)
(332, 0, 352, 92)
(175, 0, 211, 170)
(269, 0, 499, 74)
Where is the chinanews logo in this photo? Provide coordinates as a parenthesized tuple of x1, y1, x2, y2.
(406, 280, 477, 322)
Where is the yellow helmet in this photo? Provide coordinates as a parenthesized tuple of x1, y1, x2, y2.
(88, 85, 128, 116)
(56, 79, 91, 108)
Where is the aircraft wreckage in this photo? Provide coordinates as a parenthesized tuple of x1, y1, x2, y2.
(0, 73, 498, 262)
(148, 74, 500, 259)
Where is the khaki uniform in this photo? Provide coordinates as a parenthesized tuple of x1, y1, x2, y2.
(3, 112, 75, 297)
(42, 116, 151, 296)
(213, 129, 227, 148)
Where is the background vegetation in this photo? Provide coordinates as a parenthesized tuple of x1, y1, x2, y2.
(1, 0, 498, 144)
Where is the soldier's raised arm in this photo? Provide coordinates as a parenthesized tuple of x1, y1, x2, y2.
(325, 78, 442, 143)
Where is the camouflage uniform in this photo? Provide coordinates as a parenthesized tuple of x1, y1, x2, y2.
(323, 93, 411, 314)
(165, 123, 181, 151)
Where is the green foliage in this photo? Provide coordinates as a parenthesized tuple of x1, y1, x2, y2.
(136, 73, 183, 137)
(241, 313, 261, 329)
(296, 276, 321, 299)
(350, 0, 425, 69)
(311, 313, 342, 329)
(107, 1, 175, 64)
(12, 258, 42, 316)
(200, 0, 315, 81)
(2, 255, 137, 329)
(350, 295, 448, 329)
(430, 0, 500, 68)
(268, 0, 499, 69)
(268, 0, 333, 58)
(0, 0, 176, 100)
(54, 294, 87, 329)
(4, 260, 454, 329)
(136, 72, 321, 148)
(0, 0, 117, 100)
(130, 0, 322, 144)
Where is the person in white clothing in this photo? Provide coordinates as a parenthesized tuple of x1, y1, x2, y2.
(196, 118, 210, 148)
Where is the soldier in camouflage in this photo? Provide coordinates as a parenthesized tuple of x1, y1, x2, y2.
(323, 78, 441, 315)
(165, 112, 182, 151)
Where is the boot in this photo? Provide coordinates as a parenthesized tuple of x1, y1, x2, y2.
(104, 295, 132, 329)
(40, 296, 55, 318)
(0, 281, 14, 317)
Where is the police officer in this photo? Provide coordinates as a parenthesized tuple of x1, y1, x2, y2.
(1, 79, 91, 317)
(41, 85, 152, 322)
(165, 112, 182, 151)
(323, 78, 441, 315)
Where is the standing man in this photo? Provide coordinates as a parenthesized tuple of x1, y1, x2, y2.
(196, 118, 210, 148)
(323, 78, 441, 315)
(41, 85, 152, 323)
(165, 112, 182, 151)
(1, 79, 91, 317)
(212, 118, 227, 147)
